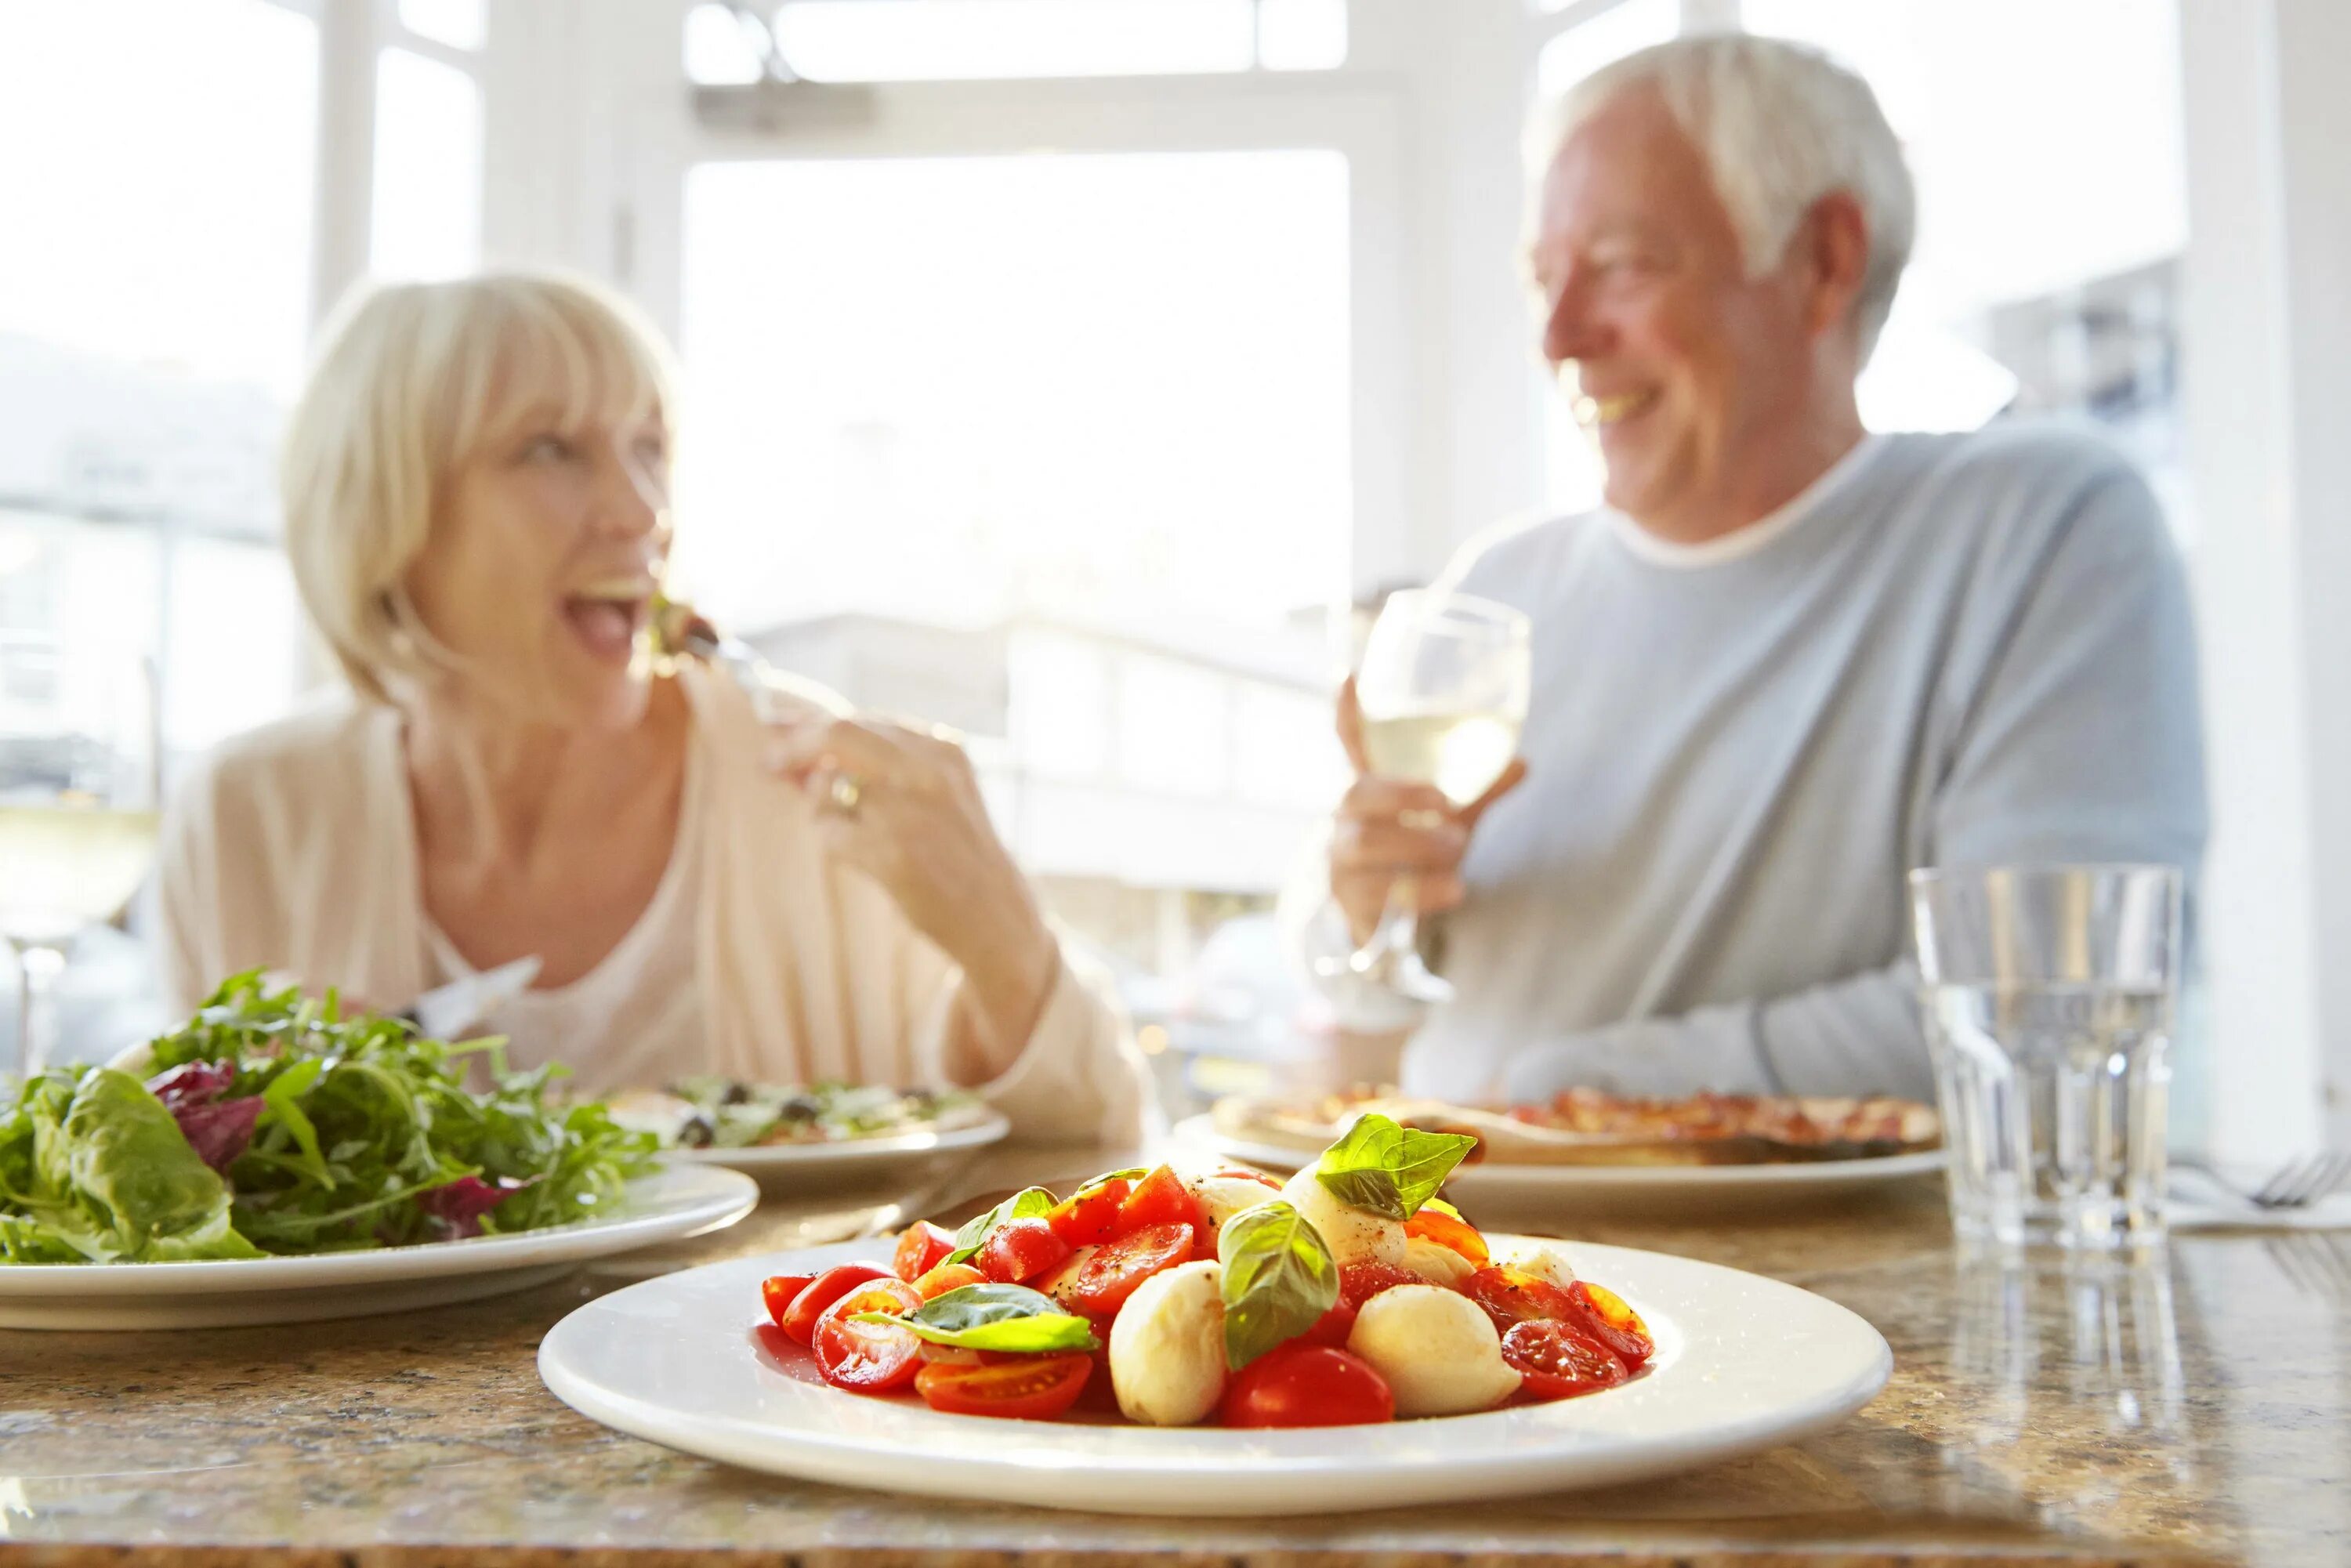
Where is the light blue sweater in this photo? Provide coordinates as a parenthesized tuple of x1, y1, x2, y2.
(1314, 425, 2208, 1103)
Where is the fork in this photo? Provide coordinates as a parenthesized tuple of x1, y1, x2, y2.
(2182, 1151, 2351, 1210)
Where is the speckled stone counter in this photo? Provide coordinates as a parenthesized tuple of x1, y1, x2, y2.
(1, 1145, 2342, 1566)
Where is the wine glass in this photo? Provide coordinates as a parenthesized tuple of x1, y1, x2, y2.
(0, 636, 160, 1081)
(1326, 589, 1531, 1003)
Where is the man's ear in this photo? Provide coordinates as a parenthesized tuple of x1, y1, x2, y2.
(1797, 190, 1871, 342)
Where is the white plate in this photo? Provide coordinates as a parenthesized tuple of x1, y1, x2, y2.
(667, 1109, 1010, 1185)
(538, 1234, 1892, 1516)
(1176, 1113, 1945, 1207)
(0, 1162, 758, 1331)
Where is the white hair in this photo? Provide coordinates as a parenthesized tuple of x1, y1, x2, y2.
(1530, 32, 1917, 360)
(280, 271, 677, 703)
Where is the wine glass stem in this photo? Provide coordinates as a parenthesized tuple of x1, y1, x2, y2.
(1352, 876, 1422, 972)
(13, 940, 66, 1078)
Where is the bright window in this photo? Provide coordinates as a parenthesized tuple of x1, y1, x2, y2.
(0, 0, 317, 783)
(370, 47, 485, 282)
(672, 151, 1353, 635)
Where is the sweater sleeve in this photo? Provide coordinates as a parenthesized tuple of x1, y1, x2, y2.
(1500, 462, 2207, 1104)
(909, 927, 1152, 1146)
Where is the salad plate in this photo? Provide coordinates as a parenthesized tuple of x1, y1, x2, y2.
(666, 1110, 1011, 1183)
(607, 1081, 1011, 1189)
(0, 1161, 758, 1330)
(1176, 1114, 1944, 1208)
(538, 1232, 1890, 1515)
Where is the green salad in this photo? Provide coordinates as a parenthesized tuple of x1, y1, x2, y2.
(0, 972, 658, 1265)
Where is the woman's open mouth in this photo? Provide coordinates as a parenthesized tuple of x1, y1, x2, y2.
(562, 580, 653, 663)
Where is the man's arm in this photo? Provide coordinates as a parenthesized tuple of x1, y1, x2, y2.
(1505, 458, 2208, 1104)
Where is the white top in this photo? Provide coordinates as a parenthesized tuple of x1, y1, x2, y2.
(1299, 424, 2208, 1104)
(419, 753, 705, 1088)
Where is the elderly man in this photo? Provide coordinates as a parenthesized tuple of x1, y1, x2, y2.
(1303, 34, 2206, 1104)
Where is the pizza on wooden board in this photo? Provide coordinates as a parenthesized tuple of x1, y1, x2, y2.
(1215, 1087, 1940, 1167)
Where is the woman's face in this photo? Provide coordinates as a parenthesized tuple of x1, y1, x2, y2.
(405, 392, 672, 731)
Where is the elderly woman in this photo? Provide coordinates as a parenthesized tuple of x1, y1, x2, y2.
(158, 272, 1144, 1143)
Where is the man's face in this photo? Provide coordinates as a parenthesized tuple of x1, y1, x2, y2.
(1528, 88, 1828, 538)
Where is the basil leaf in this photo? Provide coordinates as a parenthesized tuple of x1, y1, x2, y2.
(1313, 1114, 1477, 1222)
(855, 1283, 1100, 1353)
(940, 1186, 1056, 1266)
(1074, 1166, 1147, 1196)
(1217, 1200, 1339, 1371)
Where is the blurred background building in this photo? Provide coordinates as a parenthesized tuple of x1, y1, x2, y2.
(2, 0, 2345, 1150)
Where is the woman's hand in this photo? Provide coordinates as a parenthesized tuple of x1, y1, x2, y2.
(766, 714, 1060, 1081)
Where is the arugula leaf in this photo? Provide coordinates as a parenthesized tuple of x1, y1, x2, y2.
(857, 1283, 1099, 1353)
(258, 1056, 330, 1186)
(940, 1186, 1056, 1266)
(1217, 1200, 1338, 1371)
(1313, 1114, 1478, 1222)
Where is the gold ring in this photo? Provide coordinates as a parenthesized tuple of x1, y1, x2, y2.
(827, 772, 865, 816)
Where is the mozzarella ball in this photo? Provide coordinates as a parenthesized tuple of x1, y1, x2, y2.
(1278, 1168, 1407, 1268)
(1495, 1240, 1578, 1289)
(1108, 1260, 1227, 1426)
(1346, 1284, 1522, 1417)
(1034, 1244, 1098, 1310)
(1403, 1236, 1476, 1290)
(1186, 1173, 1285, 1233)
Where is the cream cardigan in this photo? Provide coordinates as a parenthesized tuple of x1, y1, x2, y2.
(154, 666, 1147, 1144)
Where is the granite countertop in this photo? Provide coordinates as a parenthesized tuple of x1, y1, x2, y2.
(1, 1145, 2343, 1567)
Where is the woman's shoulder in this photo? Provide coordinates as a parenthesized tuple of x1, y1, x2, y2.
(172, 694, 400, 830)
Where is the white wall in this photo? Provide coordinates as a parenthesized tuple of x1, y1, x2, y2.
(2177, 0, 2351, 1155)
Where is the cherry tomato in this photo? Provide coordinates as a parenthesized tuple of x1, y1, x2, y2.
(811, 1278, 926, 1392)
(1068, 1221, 1195, 1316)
(1463, 1265, 1578, 1334)
(1220, 1344, 1396, 1428)
(912, 1261, 990, 1301)
(1404, 1207, 1491, 1266)
(976, 1216, 1073, 1284)
(1046, 1178, 1132, 1247)
(778, 1262, 894, 1346)
(1564, 1280, 1654, 1370)
(892, 1222, 958, 1282)
(1501, 1318, 1628, 1401)
(760, 1273, 817, 1327)
(1299, 1259, 1418, 1346)
(914, 1352, 1093, 1419)
(1114, 1165, 1204, 1237)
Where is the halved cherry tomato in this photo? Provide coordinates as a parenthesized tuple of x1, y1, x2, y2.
(1404, 1207, 1490, 1266)
(892, 1222, 958, 1282)
(914, 1352, 1093, 1419)
(779, 1262, 893, 1345)
(1220, 1344, 1396, 1428)
(1068, 1221, 1195, 1316)
(976, 1216, 1073, 1284)
(1501, 1318, 1628, 1401)
(759, 1273, 817, 1327)
(1114, 1166, 1204, 1237)
(1045, 1177, 1132, 1246)
(1463, 1265, 1578, 1334)
(909, 1260, 987, 1300)
(1564, 1280, 1654, 1370)
(811, 1278, 926, 1392)
(1300, 1259, 1418, 1346)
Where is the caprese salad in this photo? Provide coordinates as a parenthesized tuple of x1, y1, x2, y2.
(753, 1115, 1654, 1426)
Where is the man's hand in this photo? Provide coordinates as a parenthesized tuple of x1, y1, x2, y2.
(1328, 675, 1527, 942)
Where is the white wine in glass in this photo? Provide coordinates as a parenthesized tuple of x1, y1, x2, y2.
(0, 638, 159, 1079)
(1331, 589, 1531, 1003)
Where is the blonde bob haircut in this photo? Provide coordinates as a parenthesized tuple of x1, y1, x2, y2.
(279, 270, 679, 704)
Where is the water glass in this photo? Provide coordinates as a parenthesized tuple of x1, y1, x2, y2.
(1909, 864, 2184, 1251)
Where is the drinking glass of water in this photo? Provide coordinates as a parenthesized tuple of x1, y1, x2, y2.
(1908, 864, 2184, 1251)
(0, 637, 160, 1079)
(1330, 589, 1531, 1003)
